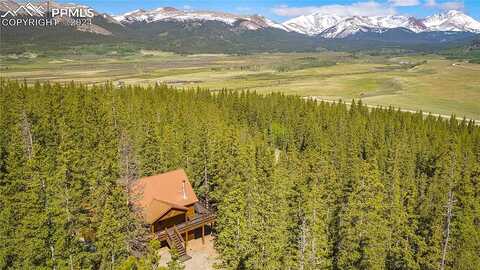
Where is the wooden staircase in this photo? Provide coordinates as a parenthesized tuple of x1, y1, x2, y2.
(166, 226, 191, 262)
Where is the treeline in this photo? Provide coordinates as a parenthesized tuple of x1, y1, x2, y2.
(0, 81, 479, 269)
(442, 39, 480, 64)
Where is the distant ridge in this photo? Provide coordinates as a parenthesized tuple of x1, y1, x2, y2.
(283, 10, 480, 38)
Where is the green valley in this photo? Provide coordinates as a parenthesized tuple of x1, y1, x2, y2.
(2, 48, 479, 120)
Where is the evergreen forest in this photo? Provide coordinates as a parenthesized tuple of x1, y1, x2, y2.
(0, 80, 479, 270)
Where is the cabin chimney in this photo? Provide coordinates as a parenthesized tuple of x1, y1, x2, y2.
(182, 179, 187, 200)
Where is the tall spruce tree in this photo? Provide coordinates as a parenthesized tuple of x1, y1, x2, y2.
(337, 158, 388, 270)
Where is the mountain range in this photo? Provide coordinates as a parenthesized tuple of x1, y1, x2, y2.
(283, 10, 480, 38)
(1, 0, 479, 53)
(113, 7, 289, 32)
(114, 7, 480, 39)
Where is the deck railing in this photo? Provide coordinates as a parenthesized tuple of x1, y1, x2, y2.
(157, 202, 215, 241)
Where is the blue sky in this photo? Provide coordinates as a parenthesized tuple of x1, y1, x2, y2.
(56, 0, 480, 21)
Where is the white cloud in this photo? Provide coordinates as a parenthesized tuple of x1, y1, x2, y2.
(389, 0, 420, 6)
(440, 1, 464, 10)
(272, 1, 397, 17)
(272, 5, 322, 17)
(424, 0, 464, 10)
(236, 7, 253, 13)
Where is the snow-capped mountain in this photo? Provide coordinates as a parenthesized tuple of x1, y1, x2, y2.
(320, 18, 373, 39)
(322, 16, 426, 38)
(283, 14, 426, 36)
(282, 14, 344, 35)
(283, 10, 479, 38)
(423, 10, 480, 33)
(105, 6, 480, 38)
(114, 7, 288, 31)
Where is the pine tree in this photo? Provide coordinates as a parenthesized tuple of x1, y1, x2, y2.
(14, 142, 51, 268)
(138, 126, 166, 177)
(337, 158, 388, 270)
(214, 137, 261, 269)
(167, 248, 185, 270)
(450, 138, 480, 270)
(215, 183, 249, 269)
(417, 136, 461, 270)
(385, 138, 418, 269)
(96, 189, 130, 269)
(296, 148, 332, 270)
(0, 121, 27, 268)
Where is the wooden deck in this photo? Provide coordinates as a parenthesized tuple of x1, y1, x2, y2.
(157, 212, 216, 242)
(156, 202, 216, 262)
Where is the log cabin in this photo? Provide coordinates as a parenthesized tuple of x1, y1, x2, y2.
(131, 169, 215, 260)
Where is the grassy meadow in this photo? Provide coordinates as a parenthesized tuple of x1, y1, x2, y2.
(1, 47, 479, 120)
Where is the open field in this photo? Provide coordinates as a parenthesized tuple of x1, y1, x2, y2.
(1, 49, 479, 120)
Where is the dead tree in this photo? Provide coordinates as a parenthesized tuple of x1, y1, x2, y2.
(118, 130, 138, 205)
(21, 111, 33, 160)
(440, 190, 455, 270)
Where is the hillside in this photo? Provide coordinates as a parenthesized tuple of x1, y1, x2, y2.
(441, 38, 480, 63)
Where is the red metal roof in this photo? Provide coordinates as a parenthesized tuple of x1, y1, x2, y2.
(132, 169, 198, 224)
